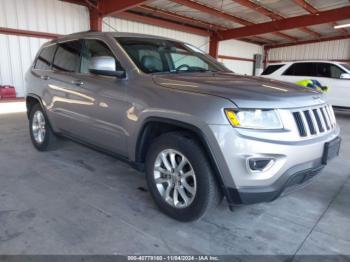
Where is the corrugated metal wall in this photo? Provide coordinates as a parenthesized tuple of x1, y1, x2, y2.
(268, 39, 350, 62)
(0, 0, 89, 97)
(218, 39, 263, 75)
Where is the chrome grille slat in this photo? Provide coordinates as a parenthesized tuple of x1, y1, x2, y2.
(309, 109, 319, 134)
(317, 108, 327, 132)
(299, 111, 310, 136)
(312, 109, 324, 133)
(292, 112, 307, 137)
(320, 107, 330, 130)
(303, 110, 316, 135)
(324, 106, 332, 128)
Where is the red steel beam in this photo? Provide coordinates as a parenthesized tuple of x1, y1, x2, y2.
(209, 36, 219, 58)
(218, 55, 255, 62)
(233, 0, 321, 38)
(0, 27, 61, 39)
(134, 5, 227, 31)
(115, 12, 211, 36)
(171, 0, 296, 42)
(265, 34, 350, 49)
(90, 8, 102, 31)
(292, 0, 318, 14)
(171, 0, 251, 26)
(293, 0, 349, 35)
(100, 0, 149, 16)
(219, 6, 350, 40)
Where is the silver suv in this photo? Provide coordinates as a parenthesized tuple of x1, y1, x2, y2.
(25, 32, 341, 221)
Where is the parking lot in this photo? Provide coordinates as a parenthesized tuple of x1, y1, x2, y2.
(0, 110, 349, 256)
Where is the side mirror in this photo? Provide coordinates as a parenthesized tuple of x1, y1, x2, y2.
(89, 56, 125, 78)
(340, 73, 350, 79)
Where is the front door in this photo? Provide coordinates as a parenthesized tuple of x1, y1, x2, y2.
(73, 38, 130, 156)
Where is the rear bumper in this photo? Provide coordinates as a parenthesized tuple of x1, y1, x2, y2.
(226, 160, 324, 205)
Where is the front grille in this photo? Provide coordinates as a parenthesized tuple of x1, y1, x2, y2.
(292, 104, 336, 137)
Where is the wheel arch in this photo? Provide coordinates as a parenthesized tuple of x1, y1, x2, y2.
(135, 117, 230, 200)
(25, 94, 44, 119)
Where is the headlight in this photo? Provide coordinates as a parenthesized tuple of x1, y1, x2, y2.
(225, 109, 283, 129)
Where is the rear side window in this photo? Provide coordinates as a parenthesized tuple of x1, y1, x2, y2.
(341, 63, 350, 71)
(52, 40, 82, 72)
(283, 62, 317, 76)
(261, 64, 285, 75)
(34, 45, 57, 70)
(80, 39, 123, 73)
(316, 63, 345, 78)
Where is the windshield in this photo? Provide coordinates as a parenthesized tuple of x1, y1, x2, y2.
(341, 63, 350, 72)
(116, 37, 229, 74)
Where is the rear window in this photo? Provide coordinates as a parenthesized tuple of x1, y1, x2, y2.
(261, 64, 285, 75)
(52, 40, 82, 72)
(34, 45, 57, 70)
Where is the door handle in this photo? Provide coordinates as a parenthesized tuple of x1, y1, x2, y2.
(71, 79, 84, 87)
(40, 75, 50, 80)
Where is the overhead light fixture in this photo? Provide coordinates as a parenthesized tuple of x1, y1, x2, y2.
(334, 23, 350, 29)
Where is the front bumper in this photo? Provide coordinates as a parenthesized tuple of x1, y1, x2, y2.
(226, 160, 324, 205)
(208, 124, 340, 205)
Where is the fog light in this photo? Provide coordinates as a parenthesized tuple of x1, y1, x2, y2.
(248, 158, 274, 172)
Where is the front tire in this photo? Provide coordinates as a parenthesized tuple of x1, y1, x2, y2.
(145, 132, 221, 222)
(29, 104, 57, 151)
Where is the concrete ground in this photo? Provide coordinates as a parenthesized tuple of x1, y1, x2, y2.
(0, 109, 349, 256)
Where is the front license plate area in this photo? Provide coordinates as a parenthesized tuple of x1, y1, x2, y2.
(322, 137, 341, 165)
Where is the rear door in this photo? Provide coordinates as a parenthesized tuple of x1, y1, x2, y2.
(314, 63, 349, 107)
(31, 44, 57, 120)
(49, 40, 96, 139)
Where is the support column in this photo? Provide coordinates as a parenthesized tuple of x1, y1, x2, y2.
(263, 47, 269, 70)
(90, 8, 102, 32)
(209, 35, 219, 59)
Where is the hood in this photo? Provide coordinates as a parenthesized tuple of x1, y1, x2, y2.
(152, 72, 325, 109)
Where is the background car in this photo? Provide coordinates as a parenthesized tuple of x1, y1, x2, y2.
(261, 61, 350, 108)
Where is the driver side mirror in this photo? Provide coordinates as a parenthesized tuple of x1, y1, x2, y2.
(340, 73, 350, 80)
(89, 56, 126, 78)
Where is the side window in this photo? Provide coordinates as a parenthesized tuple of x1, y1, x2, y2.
(261, 64, 285, 75)
(52, 40, 82, 72)
(34, 45, 57, 70)
(316, 63, 344, 78)
(315, 63, 331, 78)
(284, 63, 316, 76)
(81, 39, 123, 74)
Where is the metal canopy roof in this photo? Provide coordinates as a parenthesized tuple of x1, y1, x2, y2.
(61, 0, 350, 47)
(140, 0, 350, 45)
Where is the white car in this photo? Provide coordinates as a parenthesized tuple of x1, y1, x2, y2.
(261, 61, 350, 108)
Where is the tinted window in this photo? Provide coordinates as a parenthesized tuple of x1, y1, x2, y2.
(81, 39, 123, 73)
(117, 37, 228, 74)
(283, 62, 317, 76)
(34, 45, 57, 70)
(52, 40, 82, 72)
(341, 63, 350, 71)
(316, 63, 344, 78)
(261, 64, 285, 75)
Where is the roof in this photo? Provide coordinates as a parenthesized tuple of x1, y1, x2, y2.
(45, 31, 182, 44)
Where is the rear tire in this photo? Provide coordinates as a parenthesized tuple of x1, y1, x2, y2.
(145, 132, 221, 222)
(29, 104, 57, 151)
